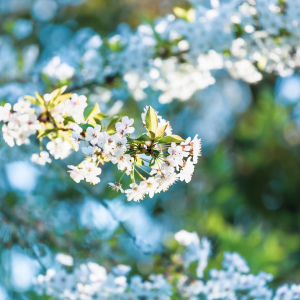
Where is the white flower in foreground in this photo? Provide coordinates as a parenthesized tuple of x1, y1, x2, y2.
(168, 142, 184, 159)
(47, 138, 72, 160)
(191, 134, 202, 164)
(155, 172, 177, 192)
(70, 123, 83, 151)
(80, 161, 102, 185)
(31, 151, 52, 165)
(85, 124, 102, 145)
(139, 177, 159, 198)
(43, 93, 52, 103)
(65, 93, 87, 123)
(112, 133, 128, 151)
(97, 132, 111, 148)
(108, 182, 124, 193)
(0, 103, 11, 122)
(125, 183, 145, 202)
(115, 116, 135, 135)
(178, 157, 194, 183)
(111, 151, 134, 174)
(2, 124, 15, 147)
(68, 165, 85, 183)
(13, 98, 32, 114)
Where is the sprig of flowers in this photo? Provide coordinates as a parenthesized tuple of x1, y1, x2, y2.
(0, 87, 201, 201)
(33, 230, 300, 300)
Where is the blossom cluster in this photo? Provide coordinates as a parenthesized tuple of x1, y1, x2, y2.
(0, 100, 40, 147)
(33, 230, 300, 300)
(34, 260, 172, 300)
(0, 87, 201, 201)
(2, 0, 300, 154)
(108, 0, 300, 103)
(2, 0, 300, 106)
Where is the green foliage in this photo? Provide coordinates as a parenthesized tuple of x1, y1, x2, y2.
(157, 135, 185, 143)
(145, 105, 158, 133)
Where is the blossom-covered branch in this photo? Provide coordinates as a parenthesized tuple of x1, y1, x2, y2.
(0, 87, 201, 201)
(33, 230, 300, 300)
(2, 0, 300, 106)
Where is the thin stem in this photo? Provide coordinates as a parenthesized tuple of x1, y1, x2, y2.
(140, 157, 151, 163)
(118, 171, 126, 182)
(135, 164, 153, 177)
(134, 166, 145, 180)
(136, 126, 145, 139)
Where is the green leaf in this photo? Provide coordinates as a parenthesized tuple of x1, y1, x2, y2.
(128, 133, 152, 144)
(93, 117, 102, 126)
(50, 86, 67, 98)
(136, 157, 144, 166)
(155, 123, 169, 138)
(149, 158, 156, 167)
(50, 93, 72, 107)
(157, 135, 185, 143)
(0, 99, 7, 106)
(106, 116, 121, 134)
(25, 95, 41, 106)
(93, 112, 108, 126)
(63, 116, 75, 126)
(79, 124, 94, 131)
(152, 150, 160, 157)
(149, 131, 156, 140)
(84, 103, 101, 123)
(35, 92, 46, 106)
(93, 112, 108, 122)
(137, 133, 152, 142)
(130, 170, 135, 182)
(92, 112, 108, 126)
(145, 106, 158, 134)
(37, 128, 60, 139)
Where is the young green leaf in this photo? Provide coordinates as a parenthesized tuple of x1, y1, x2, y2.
(35, 92, 46, 106)
(50, 86, 67, 99)
(155, 123, 169, 138)
(149, 158, 156, 167)
(149, 131, 155, 140)
(145, 106, 158, 133)
(93, 112, 108, 126)
(79, 124, 94, 131)
(106, 116, 121, 134)
(137, 133, 152, 142)
(50, 93, 72, 107)
(135, 157, 144, 166)
(63, 116, 75, 126)
(84, 103, 101, 124)
(128, 133, 152, 144)
(94, 112, 108, 120)
(0, 99, 7, 106)
(25, 95, 41, 106)
(37, 128, 60, 139)
(157, 135, 185, 143)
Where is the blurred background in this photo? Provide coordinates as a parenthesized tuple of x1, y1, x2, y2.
(0, 0, 300, 298)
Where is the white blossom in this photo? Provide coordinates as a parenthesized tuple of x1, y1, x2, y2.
(31, 151, 52, 165)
